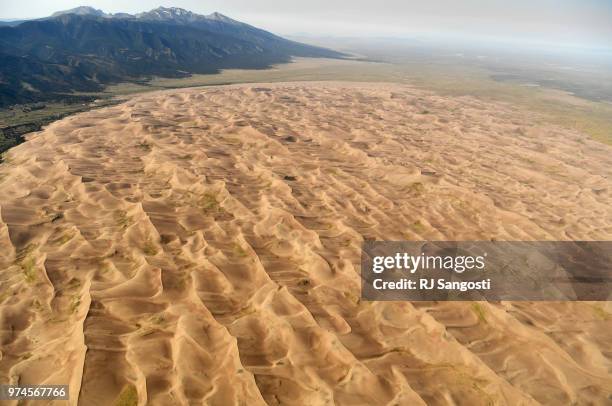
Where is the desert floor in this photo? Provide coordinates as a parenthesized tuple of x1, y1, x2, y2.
(0, 82, 611, 405)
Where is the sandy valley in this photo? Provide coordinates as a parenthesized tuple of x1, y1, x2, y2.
(0, 82, 611, 405)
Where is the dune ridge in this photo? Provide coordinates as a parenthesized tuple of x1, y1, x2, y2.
(0, 82, 611, 405)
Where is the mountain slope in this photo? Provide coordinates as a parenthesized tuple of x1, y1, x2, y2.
(0, 7, 345, 107)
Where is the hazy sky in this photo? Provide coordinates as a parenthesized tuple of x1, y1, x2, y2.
(1, 0, 611, 48)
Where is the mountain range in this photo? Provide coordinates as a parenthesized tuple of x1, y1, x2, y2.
(0, 6, 345, 107)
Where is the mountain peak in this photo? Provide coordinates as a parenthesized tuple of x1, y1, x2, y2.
(136, 6, 198, 21)
(151, 6, 192, 16)
(51, 6, 108, 18)
(205, 12, 237, 24)
(135, 7, 239, 25)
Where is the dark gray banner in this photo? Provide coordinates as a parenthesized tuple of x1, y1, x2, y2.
(361, 241, 612, 301)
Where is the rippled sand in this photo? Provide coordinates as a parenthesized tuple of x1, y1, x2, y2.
(0, 82, 611, 405)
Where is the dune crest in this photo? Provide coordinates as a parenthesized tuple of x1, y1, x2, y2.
(0, 83, 611, 405)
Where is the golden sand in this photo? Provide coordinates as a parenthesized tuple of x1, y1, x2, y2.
(0, 83, 611, 405)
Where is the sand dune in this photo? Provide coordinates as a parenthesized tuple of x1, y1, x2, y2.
(0, 82, 611, 405)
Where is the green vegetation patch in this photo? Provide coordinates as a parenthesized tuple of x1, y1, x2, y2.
(199, 193, 224, 214)
(69, 294, 81, 314)
(20, 257, 38, 284)
(408, 182, 425, 196)
(411, 220, 426, 234)
(15, 244, 40, 284)
(233, 243, 248, 258)
(115, 385, 138, 406)
(471, 303, 487, 324)
(591, 305, 610, 321)
(114, 210, 134, 230)
(137, 141, 152, 151)
(143, 237, 159, 256)
(56, 231, 75, 245)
